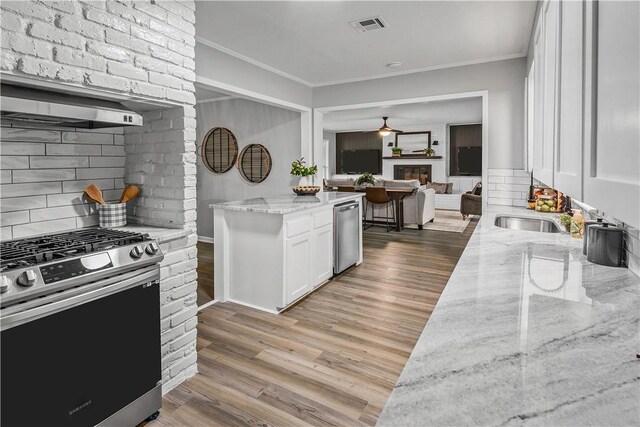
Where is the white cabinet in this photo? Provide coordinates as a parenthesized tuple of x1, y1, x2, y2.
(582, 0, 640, 228)
(554, 0, 585, 199)
(312, 224, 333, 287)
(529, 0, 639, 228)
(285, 231, 313, 304)
(533, 0, 560, 187)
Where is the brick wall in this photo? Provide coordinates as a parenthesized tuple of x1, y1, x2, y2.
(0, 0, 198, 394)
(0, 123, 125, 239)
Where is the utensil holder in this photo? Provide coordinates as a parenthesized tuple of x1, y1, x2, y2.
(98, 203, 127, 228)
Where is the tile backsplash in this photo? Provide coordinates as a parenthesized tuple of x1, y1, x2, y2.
(0, 121, 125, 240)
(486, 168, 532, 207)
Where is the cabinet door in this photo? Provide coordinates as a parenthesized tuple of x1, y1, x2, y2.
(532, 16, 545, 180)
(285, 232, 313, 304)
(583, 1, 640, 228)
(313, 224, 333, 287)
(538, 0, 560, 186)
(554, 0, 585, 199)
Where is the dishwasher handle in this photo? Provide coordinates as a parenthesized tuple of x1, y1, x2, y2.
(335, 202, 359, 212)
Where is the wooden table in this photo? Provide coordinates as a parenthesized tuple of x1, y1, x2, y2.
(350, 187, 416, 232)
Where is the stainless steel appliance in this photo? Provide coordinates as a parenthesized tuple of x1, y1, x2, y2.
(334, 201, 361, 274)
(0, 84, 143, 128)
(1, 228, 164, 426)
(586, 223, 624, 267)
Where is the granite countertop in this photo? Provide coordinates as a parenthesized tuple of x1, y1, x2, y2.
(113, 224, 189, 244)
(377, 207, 640, 426)
(209, 192, 364, 214)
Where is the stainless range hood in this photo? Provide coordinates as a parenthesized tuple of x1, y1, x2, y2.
(0, 84, 143, 128)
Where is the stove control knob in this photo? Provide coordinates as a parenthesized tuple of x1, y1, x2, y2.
(0, 276, 10, 293)
(145, 242, 159, 255)
(130, 245, 144, 259)
(17, 270, 37, 287)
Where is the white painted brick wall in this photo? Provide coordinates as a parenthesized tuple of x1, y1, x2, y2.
(1, 0, 198, 394)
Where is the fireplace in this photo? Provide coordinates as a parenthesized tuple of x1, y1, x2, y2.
(394, 165, 432, 185)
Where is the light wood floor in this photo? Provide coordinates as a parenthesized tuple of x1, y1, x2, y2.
(151, 220, 477, 427)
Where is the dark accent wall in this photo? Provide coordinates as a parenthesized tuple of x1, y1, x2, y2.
(449, 124, 482, 176)
(336, 131, 382, 174)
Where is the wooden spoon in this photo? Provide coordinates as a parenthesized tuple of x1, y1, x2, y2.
(84, 184, 107, 205)
(119, 185, 140, 203)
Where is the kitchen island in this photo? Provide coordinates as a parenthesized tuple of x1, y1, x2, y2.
(210, 192, 364, 313)
(378, 207, 640, 426)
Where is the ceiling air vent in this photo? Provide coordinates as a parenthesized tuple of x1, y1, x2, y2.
(350, 16, 389, 33)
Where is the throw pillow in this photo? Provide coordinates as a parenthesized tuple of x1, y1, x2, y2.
(472, 182, 482, 196)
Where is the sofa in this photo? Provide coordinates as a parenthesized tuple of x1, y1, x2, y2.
(363, 179, 436, 229)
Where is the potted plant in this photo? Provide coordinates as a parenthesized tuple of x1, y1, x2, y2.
(391, 147, 403, 157)
(424, 147, 436, 157)
(356, 172, 376, 187)
(290, 157, 320, 195)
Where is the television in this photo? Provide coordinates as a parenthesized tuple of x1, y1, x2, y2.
(341, 149, 381, 174)
(457, 146, 482, 175)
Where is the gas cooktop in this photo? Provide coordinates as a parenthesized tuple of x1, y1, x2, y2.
(0, 228, 162, 307)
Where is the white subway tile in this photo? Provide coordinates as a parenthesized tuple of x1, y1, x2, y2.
(12, 218, 77, 238)
(46, 143, 101, 156)
(487, 198, 513, 206)
(12, 169, 76, 183)
(76, 167, 124, 179)
(1, 210, 30, 226)
(76, 214, 99, 228)
(504, 176, 531, 185)
(0, 141, 45, 155)
(0, 182, 62, 197)
(46, 192, 87, 207)
(89, 156, 125, 167)
(101, 145, 125, 156)
(0, 170, 11, 184)
(1, 226, 12, 241)
(488, 176, 505, 184)
(30, 156, 89, 168)
(1, 195, 47, 212)
(62, 131, 114, 145)
(30, 204, 95, 222)
(0, 127, 60, 142)
(488, 190, 522, 199)
(0, 156, 29, 169)
(62, 179, 115, 193)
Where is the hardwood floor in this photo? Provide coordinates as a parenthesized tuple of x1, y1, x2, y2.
(152, 219, 478, 427)
(196, 241, 214, 306)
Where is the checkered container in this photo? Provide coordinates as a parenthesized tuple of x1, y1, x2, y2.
(98, 203, 127, 227)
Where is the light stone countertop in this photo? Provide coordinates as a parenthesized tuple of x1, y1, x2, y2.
(209, 192, 364, 214)
(377, 206, 640, 426)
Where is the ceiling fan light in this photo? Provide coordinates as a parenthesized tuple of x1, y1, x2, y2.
(378, 116, 392, 136)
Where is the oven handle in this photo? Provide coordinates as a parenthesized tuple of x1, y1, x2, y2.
(1, 268, 160, 331)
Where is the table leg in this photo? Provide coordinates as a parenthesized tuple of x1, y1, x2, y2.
(395, 197, 402, 232)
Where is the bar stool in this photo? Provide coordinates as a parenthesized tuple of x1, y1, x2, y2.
(364, 187, 396, 232)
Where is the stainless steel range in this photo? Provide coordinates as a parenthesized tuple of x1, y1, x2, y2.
(0, 228, 164, 427)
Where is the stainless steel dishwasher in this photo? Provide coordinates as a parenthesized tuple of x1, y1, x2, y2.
(334, 201, 361, 274)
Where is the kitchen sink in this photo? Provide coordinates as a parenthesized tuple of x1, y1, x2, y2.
(494, 215, 562, 233)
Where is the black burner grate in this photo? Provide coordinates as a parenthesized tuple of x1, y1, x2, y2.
(0, 228, 148, 272)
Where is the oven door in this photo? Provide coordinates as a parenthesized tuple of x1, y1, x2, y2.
(1, 268, 161, 427)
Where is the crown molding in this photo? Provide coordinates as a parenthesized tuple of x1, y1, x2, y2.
(195, 95, 237, 104)
(195, 36, 314, 87)
(310, 53, 527, 87)
(196, 36, 526, 89)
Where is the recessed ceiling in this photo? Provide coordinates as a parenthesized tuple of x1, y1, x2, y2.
(195, 1, 537, 86)
(323, 98, 482, 132)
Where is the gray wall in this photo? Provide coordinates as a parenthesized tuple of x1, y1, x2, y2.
(313, 58, 526, 170)
(196, 42, 313, 108)
(323, 130, 336, 177)
(196, 98, 302, 238)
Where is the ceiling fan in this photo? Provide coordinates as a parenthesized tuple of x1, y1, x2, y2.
(378, 117, 403, 136)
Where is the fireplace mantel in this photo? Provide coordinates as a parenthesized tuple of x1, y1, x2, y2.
(383, 155, 443, 159)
